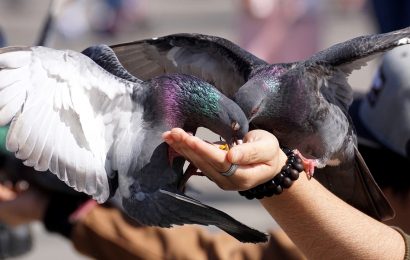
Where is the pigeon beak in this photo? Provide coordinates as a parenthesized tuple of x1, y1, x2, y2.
(229, 121, 242, 148)
(232, 121, 240, 131)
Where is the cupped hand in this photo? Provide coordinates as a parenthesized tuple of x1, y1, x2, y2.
(162, 128, 287, 191)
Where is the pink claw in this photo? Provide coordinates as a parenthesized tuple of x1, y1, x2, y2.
(293, 149, 318, 179)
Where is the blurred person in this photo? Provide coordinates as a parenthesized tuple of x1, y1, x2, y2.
(0, 173, 32, 259)
(55, 0, 147, 40)
(237, 0, 320, 63)
(371, 0, 410, 33)
(0, 181, 306, 260)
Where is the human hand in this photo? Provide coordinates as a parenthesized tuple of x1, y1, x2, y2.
(162, 128, 287, 191)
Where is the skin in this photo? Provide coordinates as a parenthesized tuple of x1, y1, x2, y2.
(0, 180, 47, 226)
(162, 128, 406, 260)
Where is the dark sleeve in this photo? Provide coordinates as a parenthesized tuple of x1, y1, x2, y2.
(42, 193, 90, 238)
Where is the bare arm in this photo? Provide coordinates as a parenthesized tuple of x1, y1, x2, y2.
(163, 128, 405, 260)
(261, 173, 404, 259)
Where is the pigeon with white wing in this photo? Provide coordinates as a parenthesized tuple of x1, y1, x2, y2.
(0, 45, 269, 243)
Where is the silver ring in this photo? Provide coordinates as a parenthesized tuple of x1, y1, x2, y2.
(220, 164, 239, 177)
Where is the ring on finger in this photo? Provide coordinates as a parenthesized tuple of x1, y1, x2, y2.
(220, 164, 239, 177)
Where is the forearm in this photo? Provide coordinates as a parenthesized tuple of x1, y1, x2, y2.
(260, 172, 405, 260)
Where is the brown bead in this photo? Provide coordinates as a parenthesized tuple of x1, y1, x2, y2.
(293, 162, 304, 172)
(282, 177, 293, 188)
(288, 168, 300, 180)
(273, 185, 283, 195)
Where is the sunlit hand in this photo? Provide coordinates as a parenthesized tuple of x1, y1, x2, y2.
(162, 128, 287, 191)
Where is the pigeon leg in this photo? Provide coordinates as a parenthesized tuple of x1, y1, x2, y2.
(293, 149, 320, 179)
(178, 163, 204, 192)
(168, 146, 182, 167)
(167, 144, 203, 192)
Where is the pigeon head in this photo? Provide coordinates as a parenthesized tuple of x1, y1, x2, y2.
(234, 65, 290, 127)
(154, 74, 249, 144)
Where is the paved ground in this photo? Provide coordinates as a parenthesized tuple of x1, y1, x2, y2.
(0, 0, 379, 259)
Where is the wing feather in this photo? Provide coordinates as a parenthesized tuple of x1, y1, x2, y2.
(0, 46, 139, 202)
(111, 33, 268, 98)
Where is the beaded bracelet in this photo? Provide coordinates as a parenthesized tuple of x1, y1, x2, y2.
(238, 147, 304, 200)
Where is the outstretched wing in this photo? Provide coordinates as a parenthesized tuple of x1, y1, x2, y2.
(308, 26, 410, 74)
(110, 33, 268, 98)
(305, 26, 410, 111)
(0, 46, 139, 203)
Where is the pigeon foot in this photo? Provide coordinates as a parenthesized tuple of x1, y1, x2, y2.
(178, 163, 204, 192)
(293, 150, 318, 179)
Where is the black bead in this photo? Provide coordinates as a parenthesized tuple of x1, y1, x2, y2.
(245, 194, 255, 200)
(237, 146, 302, 200)
(254, 192, 265, 200)
(288, 168, 300, 180)
(265, 179, 277, 190)
(282, 177, 293, 188)
(287, 158, 295, 165)
(263, 187, 275, 197)
(282, 165, 291, 175)
(293, 162, 304, 172)
(238, 190, 254, 200)
(274, 172, 285, 183)
(273, 185, 283, 195)
(295, 156, 303, 164)
(281, 147, 292, 155)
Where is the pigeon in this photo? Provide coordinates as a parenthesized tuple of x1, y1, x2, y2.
(0, 45, 270, 243)
(109, 28, 410, 221)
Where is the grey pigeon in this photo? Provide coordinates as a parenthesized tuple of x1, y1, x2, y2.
(0, 45, 270, 243)
(109, 28, 410, 221)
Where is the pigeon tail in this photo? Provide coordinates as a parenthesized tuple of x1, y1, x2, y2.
(122, 189, 268, 243)
(158, 190, 268, 243)
(353, 146, 395, 221)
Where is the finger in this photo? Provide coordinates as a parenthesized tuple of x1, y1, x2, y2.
(165, 129, 234, 185)
(175, 134, 277, 190)
(0, 184, 16, 201)
(163, 129, 281, 191)
(227, 139, 278, 165)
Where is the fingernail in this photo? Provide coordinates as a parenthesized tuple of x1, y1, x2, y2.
(163, 137, 174, 145)
(230, 150, 242, 163)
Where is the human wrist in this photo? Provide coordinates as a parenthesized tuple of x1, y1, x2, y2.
(239, 147, 304, 199)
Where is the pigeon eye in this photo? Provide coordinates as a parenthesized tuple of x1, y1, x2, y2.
(232, 121, 240, 131)
(250, 107, 259, 117)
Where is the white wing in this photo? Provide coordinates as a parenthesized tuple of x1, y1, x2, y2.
(0, 46, 138, 202)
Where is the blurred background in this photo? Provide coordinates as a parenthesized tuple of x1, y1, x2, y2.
(0, 0, 391, 258)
